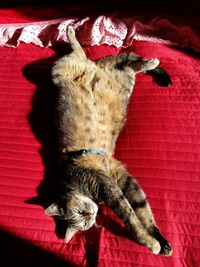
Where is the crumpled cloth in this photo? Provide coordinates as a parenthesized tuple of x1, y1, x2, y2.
(0, 15, 199, 51)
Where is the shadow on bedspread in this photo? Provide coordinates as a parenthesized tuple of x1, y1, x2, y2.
(1, 229, 77, 267)
(23, 53, 102, 267)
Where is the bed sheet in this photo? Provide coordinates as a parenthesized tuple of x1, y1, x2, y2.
(0, 7, 200, 267)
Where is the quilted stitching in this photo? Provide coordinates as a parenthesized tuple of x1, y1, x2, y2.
(0, 40, 200, 267)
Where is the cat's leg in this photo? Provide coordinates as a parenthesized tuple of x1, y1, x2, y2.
(52, 28, 87, 86)
(67, 26, 86, 60)
(96, 52, 171, 87)
(96, 53, 159, 73)
(52, 26, 92, 87)
(96, 53, 160, 107)
(124, 55, 160, 73)
(100, 179, 161, 255)
(117, 172, 172, 256)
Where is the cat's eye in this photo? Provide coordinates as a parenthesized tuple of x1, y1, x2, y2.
(74, 208, 82, 214)
(83, 221, 88, 227)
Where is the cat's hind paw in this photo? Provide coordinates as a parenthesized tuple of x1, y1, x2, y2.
(67, 25, 76, 38)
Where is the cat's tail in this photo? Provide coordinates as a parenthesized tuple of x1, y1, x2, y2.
(67, 26, 87, 60)
(146, 66, 172, 87)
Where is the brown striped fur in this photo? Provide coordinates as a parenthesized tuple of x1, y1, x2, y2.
(45, 26, 172, 256)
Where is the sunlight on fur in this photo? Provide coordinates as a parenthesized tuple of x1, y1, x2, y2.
(45, 26, 172, 256)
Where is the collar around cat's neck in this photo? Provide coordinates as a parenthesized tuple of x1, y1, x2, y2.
(67, 149, 110, 158)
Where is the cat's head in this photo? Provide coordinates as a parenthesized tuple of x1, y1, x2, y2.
(45, 193, 98, 242)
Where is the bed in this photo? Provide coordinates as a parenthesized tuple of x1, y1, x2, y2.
(0, 2, 200, 267)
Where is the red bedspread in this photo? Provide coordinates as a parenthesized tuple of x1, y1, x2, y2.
(0, 6, 200, 267)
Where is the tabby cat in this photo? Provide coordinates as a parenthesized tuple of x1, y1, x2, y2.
(45, 26, 172, 256)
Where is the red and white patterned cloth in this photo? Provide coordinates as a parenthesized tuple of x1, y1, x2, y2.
(0, 14, 199, 51)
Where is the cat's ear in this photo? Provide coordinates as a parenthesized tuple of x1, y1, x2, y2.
(133, 58, 160, 73)
(45, 203, 63, 217)
(65, 227, 78, 243)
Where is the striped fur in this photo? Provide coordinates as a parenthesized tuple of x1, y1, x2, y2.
(45, 26, 172, 256)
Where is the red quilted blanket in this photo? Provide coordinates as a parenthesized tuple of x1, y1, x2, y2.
(0, 4, 200, 267)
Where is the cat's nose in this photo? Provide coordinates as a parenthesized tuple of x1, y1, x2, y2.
(88, 212, 94, 218)
(87, 212, 95, 219)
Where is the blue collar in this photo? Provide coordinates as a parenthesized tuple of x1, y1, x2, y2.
(67, 149, 110, 158)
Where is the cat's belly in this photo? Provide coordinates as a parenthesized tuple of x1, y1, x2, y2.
(59, 87, 125, 154)
(66, 120, 115, 154)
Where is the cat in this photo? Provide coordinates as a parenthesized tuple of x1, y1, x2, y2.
(45, 26, 172, 256)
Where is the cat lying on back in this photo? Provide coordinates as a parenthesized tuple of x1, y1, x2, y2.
(45, 26, 172, 256)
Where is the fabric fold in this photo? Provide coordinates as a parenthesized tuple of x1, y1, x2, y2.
(0, 15, 199, 51)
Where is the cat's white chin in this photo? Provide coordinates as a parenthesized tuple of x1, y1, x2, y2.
(78, 194, 98, 216)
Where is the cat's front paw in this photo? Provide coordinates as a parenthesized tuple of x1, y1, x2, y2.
(152, 227, 173, 256)
(159, 242, 173, 256)
(149, 240, 161, 255)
